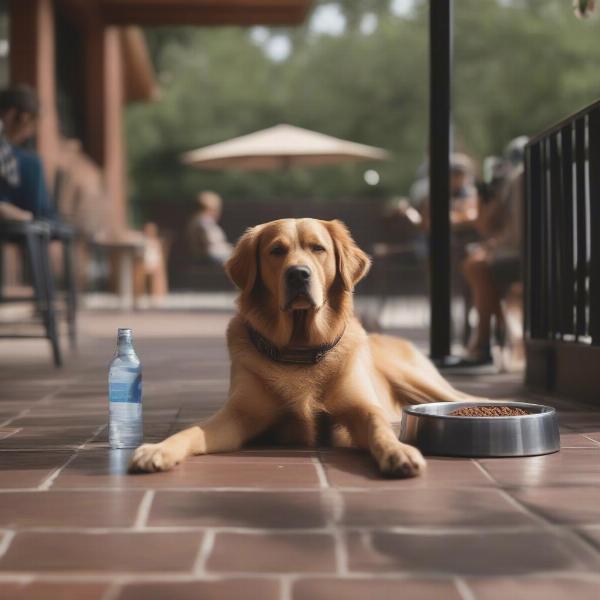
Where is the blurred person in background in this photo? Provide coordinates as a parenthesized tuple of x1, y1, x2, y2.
(135, 222, 169, 304)
(373, 196, 427, 260)
(413, 153, 479, 235)
(447, 153, 479, 233)
(474, 156, 510, 239)
(462, 136, 528, 364)
(364, 196, 428, 331)
(185, 190, 233, 265)
(0, 85, 55, 222)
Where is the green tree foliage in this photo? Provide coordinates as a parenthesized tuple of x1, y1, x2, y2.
(453, 0, 600, 158)
(125, 0, 600, 221)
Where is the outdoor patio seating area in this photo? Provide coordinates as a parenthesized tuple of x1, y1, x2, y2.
(1, 311, 600, 599)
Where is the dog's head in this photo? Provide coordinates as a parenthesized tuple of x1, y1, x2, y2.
(225, 218, 371, 315)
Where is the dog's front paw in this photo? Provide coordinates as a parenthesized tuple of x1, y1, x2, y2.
(377, 443, 426, 478)
(129, 443, 179, 473)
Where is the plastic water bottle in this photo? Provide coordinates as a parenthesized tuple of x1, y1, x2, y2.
(108, 328, 143, 448)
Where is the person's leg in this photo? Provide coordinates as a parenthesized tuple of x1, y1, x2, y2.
(133, 257, 146, 300)
(504, 281, 524, 365)
(462, 250, 503, 358)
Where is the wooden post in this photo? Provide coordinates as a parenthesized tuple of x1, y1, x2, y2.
(9, 0, 60, 184)
(83, 19, 127, 235)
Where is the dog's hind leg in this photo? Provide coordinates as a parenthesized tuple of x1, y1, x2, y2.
(384, 352, 487, 405)
(370, 335, 484, 405)
(391, 367, 484, 405)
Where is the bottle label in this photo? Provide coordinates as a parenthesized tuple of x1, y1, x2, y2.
(109, 375, 142, 403)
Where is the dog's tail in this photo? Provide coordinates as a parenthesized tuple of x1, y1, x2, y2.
(369, 334, 485, 405)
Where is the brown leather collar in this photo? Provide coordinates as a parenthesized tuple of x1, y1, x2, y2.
(246, 324, 344, 365)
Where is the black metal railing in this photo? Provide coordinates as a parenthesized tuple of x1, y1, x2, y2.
(525, 99, 600, 347)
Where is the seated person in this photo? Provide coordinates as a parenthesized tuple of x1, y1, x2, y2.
(473, 157, 509, 239)
(416, 153, 479, 234)
(0, 85, 55, 221)
(185, 191, 232, 265)
(373, 197, 427, 260)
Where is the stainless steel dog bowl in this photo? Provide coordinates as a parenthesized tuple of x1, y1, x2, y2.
(399, 401, 560, 457)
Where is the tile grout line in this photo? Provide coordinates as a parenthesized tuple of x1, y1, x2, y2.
(0, 530, 16, 560)
(100, 580, 123, 600)
(473, 458, 600, 563)
(470, 459, 498, 486)
(472, 460, 554, 528)
(311, 457, 329, 489)
(36, 453, 80, 492)
(1, 569, 600, 583)
(0, 484, 516, 492)
(0, 445, 102, 452)
(192, 530, 216, 575)
(0, 428, 22, 441)
(37, 424, 107, 491)
(0, 571, 445, 582)
(315, 454, 349, 577)
(332, 528, 348, 576)
(0, 524, 548, 535)
(0, 574, 32, 584)
(454, 577, 477, 600)
(279, 575, 294, 600)
(559, 422, 600, 448)
(133, 491, 155, 530)
(81, 423, 111, 450)
(579, 434, 600, 447)
(329, 487, 349, 576)
(561, 446, 600, 449)
(0, 383, 72, 429)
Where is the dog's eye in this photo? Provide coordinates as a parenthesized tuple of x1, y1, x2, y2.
(311, 244, 326, 253)
(270, 245, 287, 256)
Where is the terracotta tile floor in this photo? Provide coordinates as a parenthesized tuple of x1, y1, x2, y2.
(1, 310, 600, 599)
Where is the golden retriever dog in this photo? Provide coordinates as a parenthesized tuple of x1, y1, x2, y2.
(131, 218, 478, 478)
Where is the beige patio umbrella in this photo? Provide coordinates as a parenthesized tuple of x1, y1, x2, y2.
(181, 124, 390, 170)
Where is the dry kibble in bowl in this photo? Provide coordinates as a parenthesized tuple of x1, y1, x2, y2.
(449, 406, 530, 417)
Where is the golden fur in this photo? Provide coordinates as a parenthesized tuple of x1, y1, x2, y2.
(131, 218, 479, 477)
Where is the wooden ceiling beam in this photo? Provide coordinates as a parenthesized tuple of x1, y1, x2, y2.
(59, 1, 311, 27)
(98, 4, 311, 26)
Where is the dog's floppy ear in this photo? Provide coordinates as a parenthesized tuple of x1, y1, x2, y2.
(325, 219, 371, 290)
(225, 225, 263, 294)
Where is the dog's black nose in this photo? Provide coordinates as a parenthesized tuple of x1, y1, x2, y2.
(286, 265, 311, 287)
